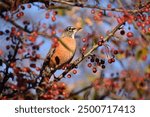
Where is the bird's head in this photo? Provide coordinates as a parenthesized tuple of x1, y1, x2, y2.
(62, 26, 82, 39)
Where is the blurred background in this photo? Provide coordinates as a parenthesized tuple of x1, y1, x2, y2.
(0, 0, 150, 99)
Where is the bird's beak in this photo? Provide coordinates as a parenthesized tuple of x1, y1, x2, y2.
(77, 27, 82, 31)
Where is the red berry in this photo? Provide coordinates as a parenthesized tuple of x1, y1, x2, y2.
(98, 12, 103, 17)
(82, 46, 86, 52)
(148, 27, 150, 32)
(52, 37, 58, 43)
(36, 54, 40, 59)
(113, 50, 118, 54)
(92, 67, 97, 73)
(30, 64, 36, 68)
(0, 49, 3, 56)
(73, 69, 77, 74)
(67, 74, 71, 78)
(87, 63, 92, 68)
(22, 67, 30, 72)
(100, 36, 104, 40)
(10, 62, 15, 67)
(20, 12, 24, 16)
(82, 38, 87, 42)
(5, 15, 9, 20)
(98, 41, 103, 46)
(108, 59, 112, 64)
(136, 22, 141, 27)
(66, 64, 71, 68)
(52, 30, 56, 35)
(43, 94, 48, 99)
(59, 82, 66, 89)
(91, 9, 95, 14)
(52, 16, 56, 22)
(117, 17, 124, 24)
(144, 8, 149, 12)
(107, 4, 111, 8)
(111, 58, 115, 62)
(11, 27, 16, 32)
(52, 83, 58, 89)
(16, 13, 21, 18)
(127, 32, 133, 38)
(36, 67, 41, 71)
(128, 40, 133, 45)
(142, 29, 146, 33)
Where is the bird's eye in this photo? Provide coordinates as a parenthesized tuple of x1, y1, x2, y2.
(68, 27, 71, 31)
(65, 26, 75, 32)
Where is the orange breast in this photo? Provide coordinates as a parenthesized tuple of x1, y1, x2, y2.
(49, 37, 76, 68)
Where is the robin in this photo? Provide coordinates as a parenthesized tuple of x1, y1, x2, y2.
(42, 26, 81, 77)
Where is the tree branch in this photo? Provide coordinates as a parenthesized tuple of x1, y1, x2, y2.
(52, 0, 150, 13)
(0, 40, 21, 94)
(1, 0, 149, 14)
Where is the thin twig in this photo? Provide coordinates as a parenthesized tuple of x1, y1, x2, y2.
(0, 13, 32, 33)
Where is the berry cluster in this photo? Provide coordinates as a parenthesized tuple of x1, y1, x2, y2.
(39, 82, 69, 100)
(87, 54, 106, 73)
